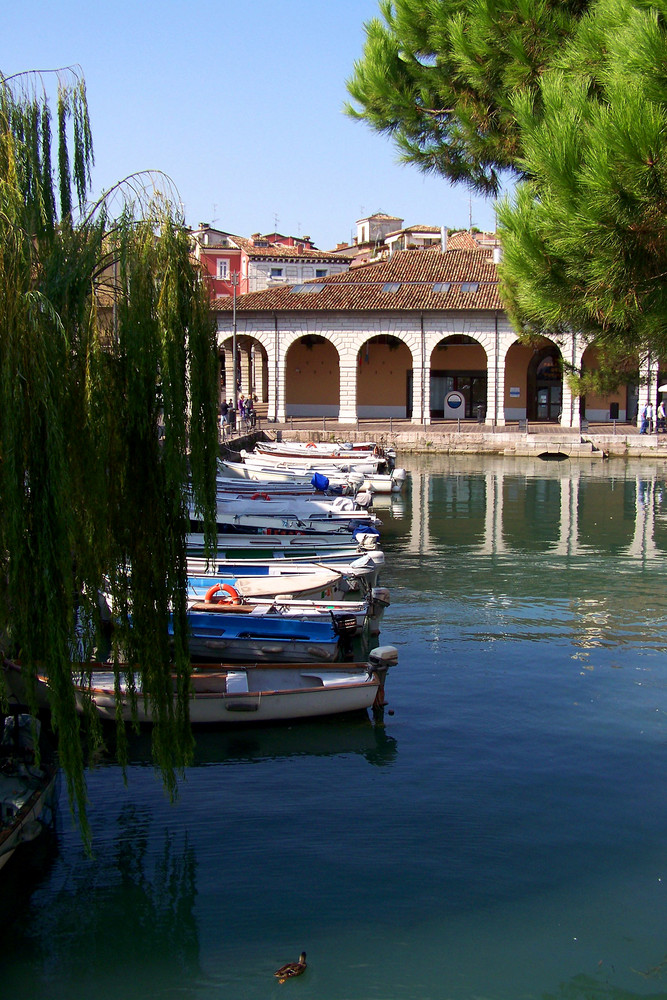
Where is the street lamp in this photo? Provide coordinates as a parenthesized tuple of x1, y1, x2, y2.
(231, 271, 239, 422)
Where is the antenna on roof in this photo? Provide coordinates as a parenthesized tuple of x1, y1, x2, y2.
(468, 193, 472, 231)
(212, 203, 218, 226)
(273, 212, 279, 231)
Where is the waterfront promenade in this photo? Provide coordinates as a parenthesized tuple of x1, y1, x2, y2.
(221, 409, 667, 460)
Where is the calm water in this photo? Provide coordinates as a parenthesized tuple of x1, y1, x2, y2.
(3, 455, 667, 1000)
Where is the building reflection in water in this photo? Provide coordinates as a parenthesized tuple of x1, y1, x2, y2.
(405, 458, 667, 565)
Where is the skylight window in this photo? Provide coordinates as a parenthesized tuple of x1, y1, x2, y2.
(432, 282, 451, 293)
(291, 283, 325, 294)
(460, 282, 479, 293)
(382, 282, 401, 293)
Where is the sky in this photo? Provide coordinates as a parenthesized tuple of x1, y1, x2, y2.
(3, 1, 500, 250)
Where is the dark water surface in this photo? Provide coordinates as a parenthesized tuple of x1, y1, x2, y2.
(3, 455, 667, 1000)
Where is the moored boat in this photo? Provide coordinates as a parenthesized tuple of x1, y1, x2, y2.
(0, 710, 58, 871)
(46, 646, 399, 725)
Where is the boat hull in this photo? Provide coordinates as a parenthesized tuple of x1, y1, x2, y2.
(67, 664, 384, 725)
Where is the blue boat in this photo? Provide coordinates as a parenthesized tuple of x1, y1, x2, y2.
(175, 608, 342, 663)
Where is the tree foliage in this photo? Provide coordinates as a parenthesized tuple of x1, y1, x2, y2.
(0, 67, 219, 845)
(498, 0, 667, 361)
(347, 0, 667, 369)
(346, 0, 591, 196)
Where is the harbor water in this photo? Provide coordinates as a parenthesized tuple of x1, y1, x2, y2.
(2, 454, 667, 1000)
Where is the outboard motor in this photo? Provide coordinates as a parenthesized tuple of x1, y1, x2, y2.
(332, 612, 359, 658)
(354, 490, 373, 509)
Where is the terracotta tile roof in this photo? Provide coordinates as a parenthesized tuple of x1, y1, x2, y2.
(232, 235, 346, 263)
(386, 224, 442, 237)
(443, 231, 482, 251)
(214, 248, 502, 313)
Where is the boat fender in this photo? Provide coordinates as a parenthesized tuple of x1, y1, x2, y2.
(250, 492, 271, 500)
(204, 583, 241, 605)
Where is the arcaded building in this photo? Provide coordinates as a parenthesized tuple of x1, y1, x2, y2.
(214, 244, 653, 427)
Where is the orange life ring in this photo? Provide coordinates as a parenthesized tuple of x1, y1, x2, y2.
(204, 583, 241, 605)
(250, 492, 271, 500)
(306, 441, 316, 448)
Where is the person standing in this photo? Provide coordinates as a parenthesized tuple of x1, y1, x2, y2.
(647, 400, 655, 433)
(220, 399, 228, 436)
(658, 399, 666, 433)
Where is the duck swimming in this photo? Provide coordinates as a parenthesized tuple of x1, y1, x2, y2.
(274, 952, 307, 983)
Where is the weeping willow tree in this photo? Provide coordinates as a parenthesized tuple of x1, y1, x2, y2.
(0, 67, 219, 845)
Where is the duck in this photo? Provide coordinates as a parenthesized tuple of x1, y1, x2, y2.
(274, 951, 307, 983)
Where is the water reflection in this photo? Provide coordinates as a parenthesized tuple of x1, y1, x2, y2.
(0, 808, 200, 998)
(102, 717, 398, 770)
(403, 455, 667, 563)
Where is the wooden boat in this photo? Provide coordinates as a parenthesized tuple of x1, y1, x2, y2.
(58, 646, 398, 725)
(0, 710, 58, 871)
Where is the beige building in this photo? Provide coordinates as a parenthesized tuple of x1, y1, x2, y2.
(214, 245, 649, 426)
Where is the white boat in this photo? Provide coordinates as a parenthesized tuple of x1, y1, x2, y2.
(185, 567, 345, 602)
(218, 460, 405, 496)
(58, 646, 398, 725)
(187, 552, 383, 596)
(189, 504, 382, 540)
(206, 494, 378, 522)
(185, 531, 381, 556)
(258, 440, 382, 457)
(240, 451, 383, 475)
(0, 712, 58, 871)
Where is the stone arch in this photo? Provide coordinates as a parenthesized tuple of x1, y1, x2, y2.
(429, 334, 488, 419)
(356, 333, 414, 418)
(217, 333, 269, 407)
(503, 337, 563, 422)
(284, 334, 341, 417)
(527, 341, 563, 421)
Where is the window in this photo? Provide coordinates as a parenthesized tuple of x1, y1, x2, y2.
(216, 258, 229, 280)
(382, 282, 401, 293)
(315, 269, 327, 278)
(291, 283, 325, 294)
(460, 282, 479, 293)
(432, 282, 451, 294)
(270, 267, 284, 279)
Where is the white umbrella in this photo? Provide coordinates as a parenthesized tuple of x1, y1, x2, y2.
(659, 384, 667, 392)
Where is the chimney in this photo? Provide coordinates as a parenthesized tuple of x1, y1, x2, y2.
(493, 245, 502, 265)
(441, 226, 448, 252)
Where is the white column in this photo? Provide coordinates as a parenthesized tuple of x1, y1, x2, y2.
(560, 333, 585, 428)
(487, 339, 506, 427)
(637, 353, 660, 429)
(338, 361, 358, 424)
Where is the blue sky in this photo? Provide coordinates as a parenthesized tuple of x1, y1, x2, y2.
(3, 1, 499, 249)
